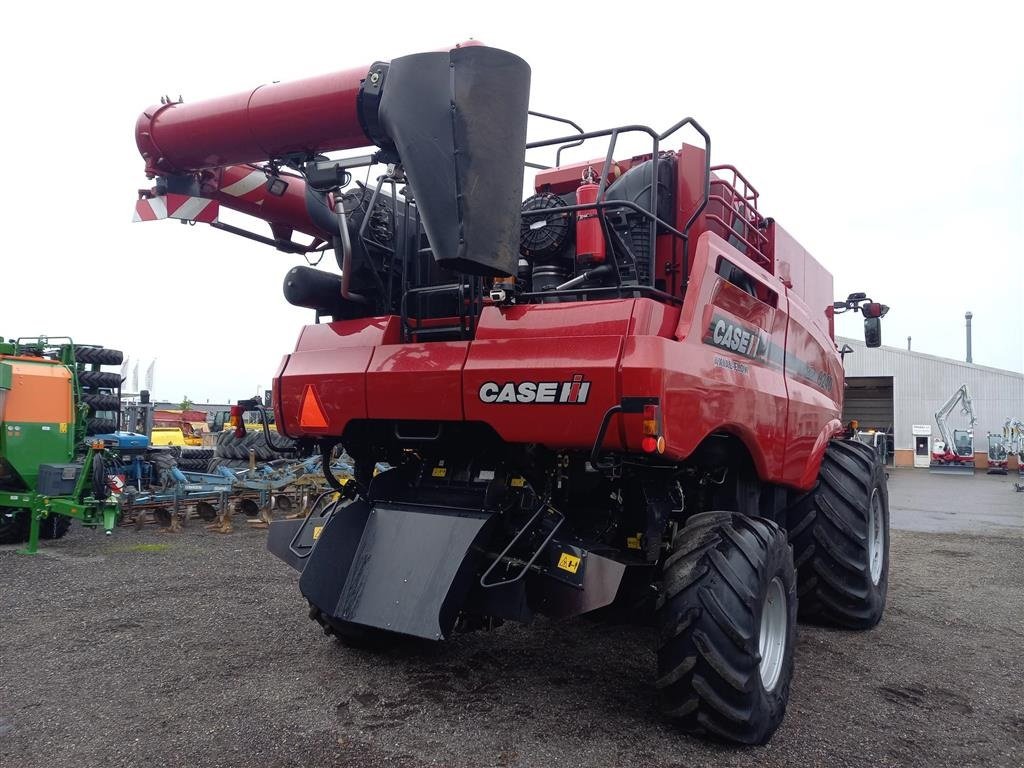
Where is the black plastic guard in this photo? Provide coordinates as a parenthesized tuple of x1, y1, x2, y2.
(297, 500, 494, 640)
(267, 512, 334, 572)
(378, 46, 530, 277)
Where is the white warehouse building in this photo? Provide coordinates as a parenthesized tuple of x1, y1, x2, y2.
(838, 337, 1024, 468)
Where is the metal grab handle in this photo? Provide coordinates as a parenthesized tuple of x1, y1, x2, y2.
(287, 495, 341, 560)
(480, 504, 564, 589)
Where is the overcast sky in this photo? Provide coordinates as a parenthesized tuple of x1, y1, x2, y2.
(2, 1, 1020, 403)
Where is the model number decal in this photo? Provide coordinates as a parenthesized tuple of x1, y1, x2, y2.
(714, 355, 749, 375)
(479, 374, 590, 404)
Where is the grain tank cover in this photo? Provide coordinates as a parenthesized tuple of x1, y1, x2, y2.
(378, 46, 531, 277)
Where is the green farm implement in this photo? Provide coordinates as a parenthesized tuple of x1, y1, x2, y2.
(0, 336, 121, 553)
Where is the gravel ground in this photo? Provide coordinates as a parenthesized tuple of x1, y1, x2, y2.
(2, 473, 1022, 768)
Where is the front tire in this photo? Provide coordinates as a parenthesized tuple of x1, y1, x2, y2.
(656, 512, 797, 744)
(787, 440, 889, 629)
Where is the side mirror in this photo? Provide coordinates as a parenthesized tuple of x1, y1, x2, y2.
(864, 316, 882, 347)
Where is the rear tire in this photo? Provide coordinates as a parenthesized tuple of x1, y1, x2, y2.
(146, 449, 179, 485)
(656, 511, 797, 745)
(787, 439, 889, 629)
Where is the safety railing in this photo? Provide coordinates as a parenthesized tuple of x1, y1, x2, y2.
(520, 116, 712, 299)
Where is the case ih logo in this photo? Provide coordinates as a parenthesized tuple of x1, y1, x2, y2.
(479, 374, 590, 404)
(705, 313, 771, 363)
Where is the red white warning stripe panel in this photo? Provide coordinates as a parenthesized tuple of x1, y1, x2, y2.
(133, 196, 167, 222)
(219, 168, 267, 203)
(133, 194, 219, 224)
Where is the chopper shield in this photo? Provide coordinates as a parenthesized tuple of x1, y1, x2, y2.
(378, 46, 531, 278)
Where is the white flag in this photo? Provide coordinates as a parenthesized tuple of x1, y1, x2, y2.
(131, 361, 139, 392)
(145, 360, 155, 392)
(120, 356, 130, 383)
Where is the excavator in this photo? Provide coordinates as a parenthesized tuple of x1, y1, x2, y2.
(134, 42, 891, 744)
(930, 384, 977, 474)
(990, 417, 1024, 476)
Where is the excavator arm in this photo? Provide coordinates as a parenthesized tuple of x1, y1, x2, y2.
(933, 384, 976, 458)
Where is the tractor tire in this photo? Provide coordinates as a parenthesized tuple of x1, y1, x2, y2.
(75, 347, 124, 366)
(177, 457, 208, 473)
(787, 439, 889, 629)
(38, 515, 72, 540)
(0, 510, 30, 545)
(147, 449, 179, 485)
(181, 447, 214, 461)
(82, 393, 120, 412)
(207, 457, 251, 473)
(215, 430, 248, 460)
(86, 417, 118, 435)
(79, 370, 123, 389)
(656, 511, 797, 745)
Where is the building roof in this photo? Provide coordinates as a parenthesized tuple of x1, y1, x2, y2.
(837, 337, 1024, 381)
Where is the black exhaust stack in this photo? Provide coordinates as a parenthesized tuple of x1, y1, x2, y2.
(373, 46, 531, 278)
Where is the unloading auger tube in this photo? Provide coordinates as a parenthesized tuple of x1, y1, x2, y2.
(135, 42, 530, 278)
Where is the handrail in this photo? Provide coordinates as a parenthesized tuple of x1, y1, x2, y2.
(524, 117, 711, 297)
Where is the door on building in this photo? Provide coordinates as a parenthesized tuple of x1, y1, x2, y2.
(842, 376, 895, 465)
(912, 424, 932, 468)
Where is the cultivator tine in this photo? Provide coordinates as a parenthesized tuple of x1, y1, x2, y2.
(206, 508, 233, 534)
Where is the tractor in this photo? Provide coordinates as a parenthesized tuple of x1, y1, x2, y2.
(134, 43, 890, 744)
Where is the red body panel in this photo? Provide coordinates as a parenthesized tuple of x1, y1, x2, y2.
(367, 343, 468, 422)
(276, 318, 400, 437)
(274, 230, 841, 491)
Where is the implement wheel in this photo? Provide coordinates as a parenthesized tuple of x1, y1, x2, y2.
(38, 515, 72, 540)
(656, 511, 796, 744)
(0, 510, 30, 545)
(787, 439, 889, 629)
(195, 501, 217, 522)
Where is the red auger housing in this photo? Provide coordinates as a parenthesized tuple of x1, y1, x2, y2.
(134, 43, 890, 746)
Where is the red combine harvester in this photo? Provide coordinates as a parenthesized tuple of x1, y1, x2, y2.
(135, 44, 890, 744)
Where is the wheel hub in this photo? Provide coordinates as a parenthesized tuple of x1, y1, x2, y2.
(868, 487, 884, 585)
(759, 577, 787, 692)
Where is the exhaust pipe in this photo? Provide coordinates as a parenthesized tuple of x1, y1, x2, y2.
(965, 311, 973, 363)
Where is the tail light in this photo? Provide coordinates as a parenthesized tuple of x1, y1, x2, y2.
(229, 405, 245, 438)
(641, 404, 665, 454)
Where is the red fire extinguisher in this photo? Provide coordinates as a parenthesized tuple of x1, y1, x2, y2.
(575, 168, 606, 264)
